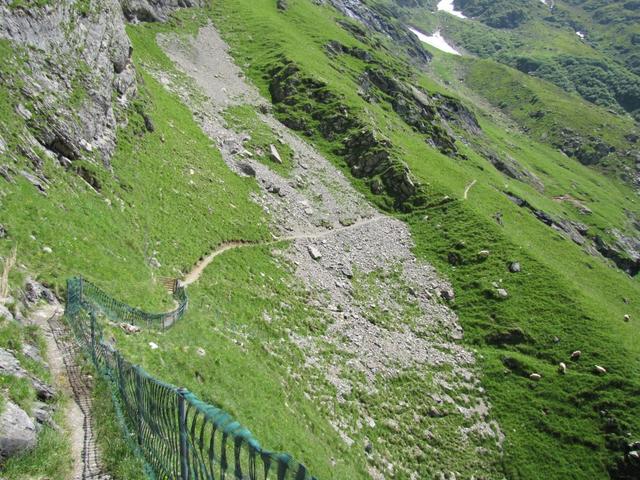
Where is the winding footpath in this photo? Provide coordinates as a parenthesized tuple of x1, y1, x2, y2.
(182, 216, 384, 286)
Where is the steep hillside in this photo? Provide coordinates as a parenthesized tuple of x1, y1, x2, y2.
(0, 0, 639, 479)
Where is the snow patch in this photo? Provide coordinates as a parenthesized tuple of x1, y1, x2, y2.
(437, 0, 467, 19)
(576, 31, 585, 39)
(409, 27, 461, 56)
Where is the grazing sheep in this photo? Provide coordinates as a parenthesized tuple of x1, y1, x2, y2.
(558, 362, 567, 374)
(594, 365, 607, 375)
(624, 314, 630, 322)
(529, 373, 541, 381)
(570, 350, 581, 360)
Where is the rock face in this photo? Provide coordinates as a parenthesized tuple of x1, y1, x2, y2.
(268, 58, 479, 210)
(0, 348, 55, 401)
(0, 400, 37, 460)
(0, 0, 201, 179)
(0, 0, 136, 169)
(327, 0, 431, 64)
(120, 0, 206, 22)
(24, 278, 56, 306)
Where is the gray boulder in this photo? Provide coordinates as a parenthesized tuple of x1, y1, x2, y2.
(0, 400, 37, 460)
(24, 278, 56, 305)
(120, 0, 206, 22)
(21, 344, 43, 364)
(0, 348, 54, 401)
(0, 305, 13, 322)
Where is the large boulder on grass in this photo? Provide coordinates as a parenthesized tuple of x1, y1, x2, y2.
(0, 400, 37, 460)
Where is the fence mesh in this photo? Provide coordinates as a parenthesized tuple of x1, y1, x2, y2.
(65, 277, 317, 480)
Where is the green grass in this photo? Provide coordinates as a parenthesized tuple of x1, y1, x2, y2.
(197, 0, 640, 477)
(2, 0, 639, 478)
(93, 378, 147, 480)
(109, 244, 369, 479)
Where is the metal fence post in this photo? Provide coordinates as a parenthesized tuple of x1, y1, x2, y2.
(135, 370, 143, 446)
(177, 388, 189, 480)
(90, 312, 97, 367)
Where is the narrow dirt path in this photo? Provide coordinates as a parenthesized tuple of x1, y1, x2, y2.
(29, 304, 110, 480)
(182, 216, 384, 286)
(464, 179, 477, 200)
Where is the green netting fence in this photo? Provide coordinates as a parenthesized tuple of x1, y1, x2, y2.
(65, 276, 317, 480)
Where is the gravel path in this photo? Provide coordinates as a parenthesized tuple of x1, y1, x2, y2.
(29, 304, 110, 480)
(153, 23, 504, 478)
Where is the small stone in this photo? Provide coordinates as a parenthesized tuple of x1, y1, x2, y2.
(629, 450, 640, 460)
(529, 373, 541, 381)
(149, 342, 159, 350)
(496, 288, 509, 299)
(149, 257, 161, 268)
(478, 250, 490, 259)
(594, 365, 607, 375)
(269, 144, 283, 164)
(364, 439, 373, 453)
(570, 350, 581, 360)
(238, 162, 256, 177)
(196, 347, 206, 357)
(0, 224, 6, 238)
(42, 246, 52, 254)
(428, 406, 444, 417)
(439, 287, 455, 301)
(120, 323, 141, 334)
(22, 344, 43, 364)
(16, 104, 32, 120)
(558, 362, 567, 374)
(0, 305, 13, 321)
(509, 262, 521, 273)
(307, 245, 322, 260)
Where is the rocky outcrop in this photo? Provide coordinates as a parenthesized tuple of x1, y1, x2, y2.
(0, 0, 136, 170)
(359, 68, 480, 155)
(0, 348, 55, 401)
(327, 0, 432, 64)
(0, 400, 37, 461)
(269, 59, 427, 209)
(557, 128, 616, 166)
(0, 0, 200, 183)
(506, 191, 640, 276)
(120, 0, 206, 22)
(485, 151, 545, 191)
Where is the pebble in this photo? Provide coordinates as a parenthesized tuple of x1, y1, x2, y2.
(496, 288, 509, 299)
(307, 245, 322, 260)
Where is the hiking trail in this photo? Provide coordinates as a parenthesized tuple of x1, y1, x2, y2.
(182, 215, 384, 286)
(30, 304, 110, 480)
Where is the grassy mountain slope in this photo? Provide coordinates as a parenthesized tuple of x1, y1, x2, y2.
(194, 0, 640, 477)
(1, 0, 639, 479)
